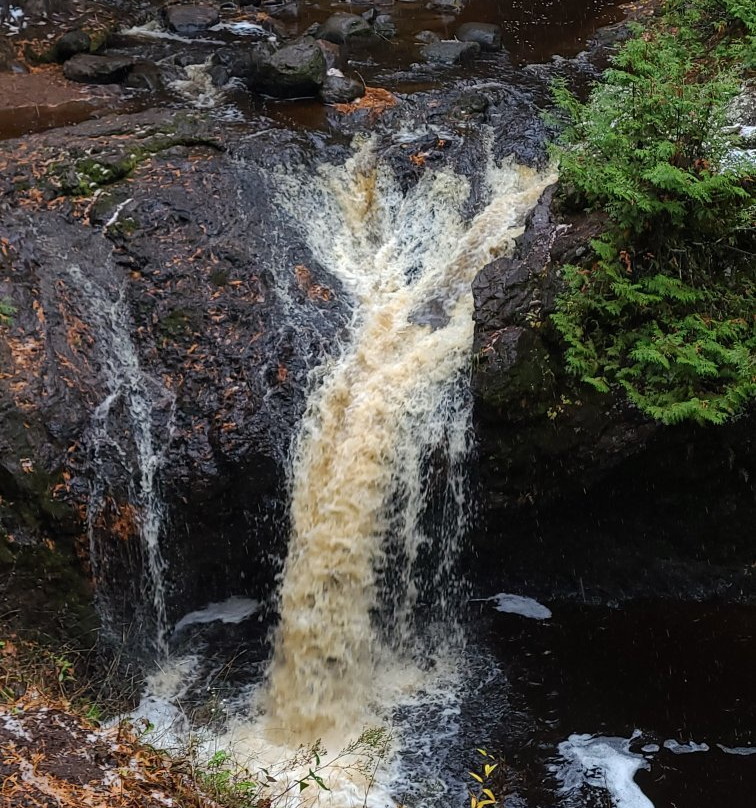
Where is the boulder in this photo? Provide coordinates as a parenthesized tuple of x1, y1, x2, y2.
(164, 4, 220, 36)
(124, 62, 165, 92)
(456, 22, 502, 51)
(374, 14, 396, 38)
(254, 38, 326, 98)
(315, 38, 345, 71)
(53, 30, 92, 63)
(320, 72, 364, 104)
(212, 44, 271, 82)
(415, 30, 439, 44)
(420, 39, 480, 65)
(316, 13, 373, 44)
(0, 39, 15, 72)
(63, 54, 134, 84)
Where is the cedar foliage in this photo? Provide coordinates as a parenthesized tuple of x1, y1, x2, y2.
(550, 0, 755, 425)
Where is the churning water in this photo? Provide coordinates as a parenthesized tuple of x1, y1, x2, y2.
(264, 137, 553, 741)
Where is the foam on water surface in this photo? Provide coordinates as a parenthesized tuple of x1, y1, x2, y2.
(553, 733, 654, 808)
(663, 739, 710, 755)
(481, 592, 553, 619)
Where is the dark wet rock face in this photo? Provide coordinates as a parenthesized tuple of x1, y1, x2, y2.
(0, 111, 350, 651)
(164, 4, 220, 36)
(470, 187, 756, 602)
(63, 54, 134, 84)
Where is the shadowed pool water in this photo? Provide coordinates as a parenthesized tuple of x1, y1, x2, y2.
(474, 599, 755, 807)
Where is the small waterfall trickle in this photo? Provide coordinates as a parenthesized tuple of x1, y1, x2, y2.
(68, 264, 175, 655)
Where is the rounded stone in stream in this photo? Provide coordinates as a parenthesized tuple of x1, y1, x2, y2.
(320, 72, 365, 104)
(374, 14, 397, 38)
(254, 38, 326, 98)
(316, 13, 373, 45)
(212, 45, 267, 81)
(63, 54, 134, 84)
(53, 30, 91, 63)
(456, 22, 503, 51)
(315, 38, 345, 71)
(415, 30, 439, 44)
(421, 39, 480, 65)
(124, 62, 165, 92)
(164, 4, 220, 36)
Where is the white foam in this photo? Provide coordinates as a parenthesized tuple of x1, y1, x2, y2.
(173, 596, 260, 633)
(663, 739, 709, 755)
(119, 655, 202, 751)
(3, 5, 25, 34)
(476, 592, 552, 619)
(121, 21, 224, 46)
(211, 21, 270, 38)
(641, 744, 660, 754)
(717, 744, 756, 756)
(169, 58, 227, 108)
(554, 733, 654, 808)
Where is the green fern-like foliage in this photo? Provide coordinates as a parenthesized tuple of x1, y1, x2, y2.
(550, 0, 756, 425)
(554, 241, 755, 425)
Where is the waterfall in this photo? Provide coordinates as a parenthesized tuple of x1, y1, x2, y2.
(256, 137, 555, 749)
(68, 264, 175, 655)
(129, 135, 554, 806)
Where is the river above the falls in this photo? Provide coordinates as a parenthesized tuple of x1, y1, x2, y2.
(1, 0, 628, 139)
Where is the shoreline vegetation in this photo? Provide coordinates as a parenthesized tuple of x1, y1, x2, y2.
(550, 0, 755, 424)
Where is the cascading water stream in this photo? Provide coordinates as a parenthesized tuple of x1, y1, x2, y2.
(263, 138, 554, 745)
(130, 135, 555, 806)
(68, 264, 175, 655)
(212, 137, 556, 796)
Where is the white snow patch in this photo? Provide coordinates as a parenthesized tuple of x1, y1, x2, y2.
(1, 714, 32, 741)
(174, 596, 260, 633)
(553, 733, 654, 808)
